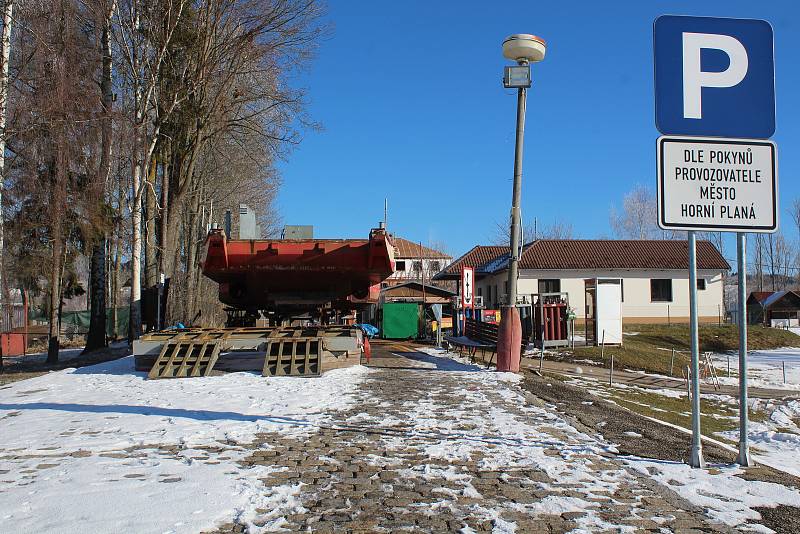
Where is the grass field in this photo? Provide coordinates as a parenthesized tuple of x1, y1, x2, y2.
(560, 323, 800, 376)
(564, 374, 769, 440)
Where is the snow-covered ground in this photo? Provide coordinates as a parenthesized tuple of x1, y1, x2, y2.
(0, 356, 369, 533)
(1, 348, 799, 533)
(417, 347, 800, 532)
(624, 456, 800, 530)
(712, 348, 800, 392)
(568, 369, 800, 480)
(717, 399, 800, 478)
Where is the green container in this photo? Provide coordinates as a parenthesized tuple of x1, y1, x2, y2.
(382, 303, 420, 339)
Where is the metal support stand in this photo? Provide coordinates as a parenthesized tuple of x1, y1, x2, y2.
(737, 232, 752, 466)
(688, 231, 705, 468)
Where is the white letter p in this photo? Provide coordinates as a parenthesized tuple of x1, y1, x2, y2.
(682, 32, 748, 119)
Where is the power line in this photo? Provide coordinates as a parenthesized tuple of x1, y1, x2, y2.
(723, 256, 800, 274)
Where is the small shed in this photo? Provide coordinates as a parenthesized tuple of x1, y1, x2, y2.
(381, 281, 455, 305)
(747, 291, 800, 327)
(379, 282, 456, 339)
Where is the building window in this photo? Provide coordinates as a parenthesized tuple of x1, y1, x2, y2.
(538, 279, 561, 294)
(430, 260, 441, 272)
(697, 278, 706, 290)
(412, 260, 422, 272)
(477, 287, 482, 297)
(650, 279, 673, 302)
(396, 260, 406, 271)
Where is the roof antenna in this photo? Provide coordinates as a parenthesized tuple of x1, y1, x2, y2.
(384, 198, 388, 230)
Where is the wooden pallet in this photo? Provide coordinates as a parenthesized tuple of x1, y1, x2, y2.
(262, 337, 322, 377)
(148, 340, 222, 379)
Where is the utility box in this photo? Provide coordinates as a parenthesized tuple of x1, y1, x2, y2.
(0, 332, 26, 356)
(381, 303, 419, 339)
(584, 278, 623, 346)
(238, 204, 262, 239)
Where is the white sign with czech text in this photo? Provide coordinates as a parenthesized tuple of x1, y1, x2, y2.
(657, 136, 777, 232)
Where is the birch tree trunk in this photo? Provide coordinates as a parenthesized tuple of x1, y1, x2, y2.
(145, 161, 157, 289)
(129, 140, 143, 341)
(0, 0, 13, 332)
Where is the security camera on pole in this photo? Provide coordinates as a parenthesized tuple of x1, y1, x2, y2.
(496, 34, 545, 373)
(653, 15, 777, 468)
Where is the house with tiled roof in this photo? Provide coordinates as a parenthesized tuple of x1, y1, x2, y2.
(385, 237, 452, 286)
(435, 245, 508, 280)
(746, 291, 800, 327)
(435, 239, 729, 324)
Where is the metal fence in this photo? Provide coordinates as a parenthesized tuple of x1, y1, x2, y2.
(618, 304, 726, 325)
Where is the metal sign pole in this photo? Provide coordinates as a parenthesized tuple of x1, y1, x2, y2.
(688, 231, 705, 468)
(736, 232, 752, 466)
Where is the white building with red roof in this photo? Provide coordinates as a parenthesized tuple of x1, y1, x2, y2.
(385, 237, 452, 287)
(435, 240, 729, 325)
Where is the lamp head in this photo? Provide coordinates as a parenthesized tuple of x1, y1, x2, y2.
(502, 34, 546, 63)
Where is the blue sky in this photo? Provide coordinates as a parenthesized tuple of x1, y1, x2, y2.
(276, 1, 798, 259)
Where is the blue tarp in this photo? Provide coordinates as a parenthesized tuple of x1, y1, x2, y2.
(355, 323, 379, 338)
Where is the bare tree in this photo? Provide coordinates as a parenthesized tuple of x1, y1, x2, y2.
(491, 218, 534, 246)
(0, 0, 326, 354)
(610, 184, 662, 240)
(539, 220, 573, 239)
(113, 0, 189, 339)
(150, 0, 324, 324)
(768, 233, 777, 291)
(699, 231, 726, 307)
(791, 198, 800, 242)
(490, 217, 572, 245)
(764, 231, 794, 291)
(776, 233, 795, 289)
(752, 233, 765, 292)
(5, 0, 102, 362)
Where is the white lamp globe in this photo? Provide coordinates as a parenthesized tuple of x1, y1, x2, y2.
(502, 34, 546, 63)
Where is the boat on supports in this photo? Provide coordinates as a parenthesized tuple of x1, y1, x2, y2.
(132, 225, 394, 378)
(203, 224, 394, 325)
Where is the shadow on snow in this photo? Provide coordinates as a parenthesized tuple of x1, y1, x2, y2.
(0, 400, 578, 452)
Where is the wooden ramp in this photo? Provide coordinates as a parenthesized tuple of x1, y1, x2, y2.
(148, 341, 222, 379)
(262, 337, 322, 377)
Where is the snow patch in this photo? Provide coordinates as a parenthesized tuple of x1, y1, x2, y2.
(0, 357, 369, 533)
(624, 457, 800, 528)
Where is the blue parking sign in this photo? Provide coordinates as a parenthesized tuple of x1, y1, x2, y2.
(654, 15, 775, 139)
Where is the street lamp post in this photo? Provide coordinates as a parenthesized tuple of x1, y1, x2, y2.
(496, 34, 546, 373)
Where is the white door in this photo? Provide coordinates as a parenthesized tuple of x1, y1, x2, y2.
(596, 279, 623, 345)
